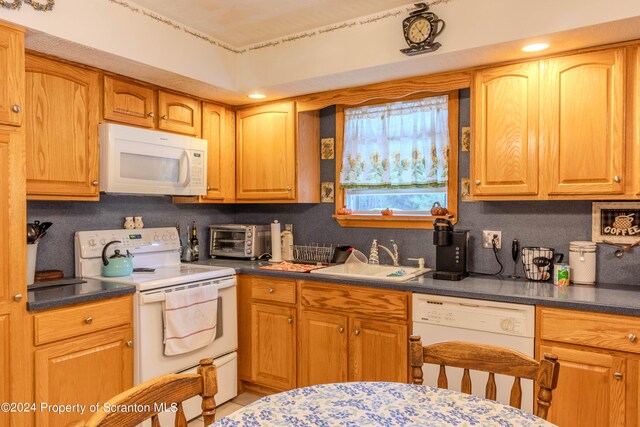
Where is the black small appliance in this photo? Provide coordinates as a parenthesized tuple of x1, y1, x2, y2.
(433, 219, 469, 281)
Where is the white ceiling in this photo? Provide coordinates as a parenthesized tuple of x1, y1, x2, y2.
(131, 0, 412, 47)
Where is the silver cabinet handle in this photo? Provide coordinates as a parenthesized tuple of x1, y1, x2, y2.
(91, 180, 99, 187)
(11, 104, 21, 113)
(14, 294, 23, 301)
(354, 329, 360, 336)
(287, 317, 293, 324)
(338, 327, 344, 333)
(629, 333, 637, 342)
(161, 114, 168, 120)
(614, 175, 622, 183)
(614, 372, 623, 380)
(126, 340, 133, 347)
(85, 316, 93, 325)
(148, 112, 155, 118)
(207, 186, 213, 191)
(286, 186, 292, 191)
(474, 179, 481, 185)
(268, 288, 274, 293)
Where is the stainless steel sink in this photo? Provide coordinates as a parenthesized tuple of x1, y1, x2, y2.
(309, 263, 431, 282)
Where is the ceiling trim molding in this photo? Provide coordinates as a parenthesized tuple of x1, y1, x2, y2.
(105, 0, 456, 55)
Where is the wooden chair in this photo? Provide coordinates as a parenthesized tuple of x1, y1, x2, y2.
(69, 358, 217, 427)
(409, 336, 559, 420)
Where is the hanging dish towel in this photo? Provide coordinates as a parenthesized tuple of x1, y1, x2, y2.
(163, 285, 218, 356)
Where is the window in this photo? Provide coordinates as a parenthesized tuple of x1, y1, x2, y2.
(335, 92, 459, 229)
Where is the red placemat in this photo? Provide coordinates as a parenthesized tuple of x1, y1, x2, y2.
(259, 261, 327, 272)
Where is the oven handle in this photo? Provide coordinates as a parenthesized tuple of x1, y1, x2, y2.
(139, 277, 236, 304)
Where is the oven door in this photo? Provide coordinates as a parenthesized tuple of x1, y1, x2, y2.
(134, 276, 237, 384)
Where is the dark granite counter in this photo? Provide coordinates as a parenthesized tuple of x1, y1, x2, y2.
(195, 258, 640, 316)
(27, 278, 136, 311)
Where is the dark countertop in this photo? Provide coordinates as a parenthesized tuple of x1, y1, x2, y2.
(27, 278, 136, 311)
(195, 258, 640, 316)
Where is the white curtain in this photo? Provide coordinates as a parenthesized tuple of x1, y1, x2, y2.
(340, 95, 450, 189)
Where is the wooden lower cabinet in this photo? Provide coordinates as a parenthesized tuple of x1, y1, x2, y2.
(251, 303, 296, 390)
(33, 326, 133, 427)
(540, 344, 625, 427)
(537, 306, 640, 426)
(349, 318, 407, 382)
(299, 310, 348, 387)
(31, 296, 133, 427)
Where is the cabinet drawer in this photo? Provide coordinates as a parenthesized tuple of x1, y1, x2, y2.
(539, 307, 640, 354)
(252, 278, 296, 304)
(300, 282, 408, 321)
(33, 296, 133, 346)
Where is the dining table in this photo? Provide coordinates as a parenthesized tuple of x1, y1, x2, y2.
(213, 381, 555, 426)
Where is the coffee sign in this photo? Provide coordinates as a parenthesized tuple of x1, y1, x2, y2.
(592, 202, 640, 243)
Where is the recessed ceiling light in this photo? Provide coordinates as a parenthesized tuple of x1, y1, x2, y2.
(248, 93, 266, 99)
(521, 43, 549, 53)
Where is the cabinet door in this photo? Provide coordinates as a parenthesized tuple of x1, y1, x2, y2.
(103, 76, 155, 128)
(158, 90, 201, 136)
(472, 62, 539, 197)
(251, 303, 296, 390)
(25, 55, 100, 200)
(34, 327, 133, 427)
(299, 310, 348, 387)
(542, 49, 625, 196)
(540, 344, 625, 427)
(0, 25, 24, 127)
(237, 276, 252, 382)
(236, 102, 295, 201)
(0, 129, 28, 427)
(202, 103, 235, 202)
(349, 318, 407, 383)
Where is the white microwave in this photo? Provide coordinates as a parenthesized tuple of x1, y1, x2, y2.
(99, 123, 207, 196)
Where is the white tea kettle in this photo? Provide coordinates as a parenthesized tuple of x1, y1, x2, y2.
(101, 240, 134, 277)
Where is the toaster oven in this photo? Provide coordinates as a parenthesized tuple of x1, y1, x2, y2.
(209, 225, 271, 260)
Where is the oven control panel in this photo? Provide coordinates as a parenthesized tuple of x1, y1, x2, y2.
(76, 227, 181, 259)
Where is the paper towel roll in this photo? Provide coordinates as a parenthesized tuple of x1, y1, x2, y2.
(270, 221, 282, 263)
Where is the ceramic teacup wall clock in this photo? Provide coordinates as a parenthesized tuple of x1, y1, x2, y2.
(400, 3, 445, 56)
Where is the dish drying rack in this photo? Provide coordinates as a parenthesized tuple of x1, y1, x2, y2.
(291, 243, 339, 264)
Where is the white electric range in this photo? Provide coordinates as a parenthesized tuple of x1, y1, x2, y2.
(75, 227, 237, 422)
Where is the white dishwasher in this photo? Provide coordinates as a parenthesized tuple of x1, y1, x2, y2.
(412, 293, 535, 413)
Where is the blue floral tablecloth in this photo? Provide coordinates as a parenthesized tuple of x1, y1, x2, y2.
(213, 382, 555, 426)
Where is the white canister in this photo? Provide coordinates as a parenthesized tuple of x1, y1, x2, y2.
(569, 241, 597, 285)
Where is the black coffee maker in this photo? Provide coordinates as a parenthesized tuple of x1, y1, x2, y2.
(433, 218, 469, 281)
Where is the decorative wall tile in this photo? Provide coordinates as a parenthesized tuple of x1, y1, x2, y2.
(321, 182, 335, 202)
(321, 138, 335, 159)
(461, 126, 470, 152)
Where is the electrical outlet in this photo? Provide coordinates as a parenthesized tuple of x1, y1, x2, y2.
(482, 230, 502, 249)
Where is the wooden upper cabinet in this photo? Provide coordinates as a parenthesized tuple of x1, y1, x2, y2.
(0, 24, 24, 127)
(236, 102, 296, 201)
(103, 76, 155, 128)
(157, 90, 201, 136)
(542, 48, 626, 196)
(202, 103, 235, 202)
(472, 62, 539, 197)
(25, 55, 100, 200)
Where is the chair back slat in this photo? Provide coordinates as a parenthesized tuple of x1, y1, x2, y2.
(174, 403, 186, 427)
(509, 377, 522, 409)
(409, 337, 559, 421)
(461, 368, 471, 394)
(437, 365, 448, 389)
(485, 372, 496, 401)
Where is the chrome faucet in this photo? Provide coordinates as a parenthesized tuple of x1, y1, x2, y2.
(376, 240, 400, 267)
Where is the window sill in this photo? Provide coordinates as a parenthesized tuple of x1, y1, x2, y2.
(332, 213, 456, 229)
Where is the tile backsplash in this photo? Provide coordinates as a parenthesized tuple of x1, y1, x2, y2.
(28, 90, 640, 285)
